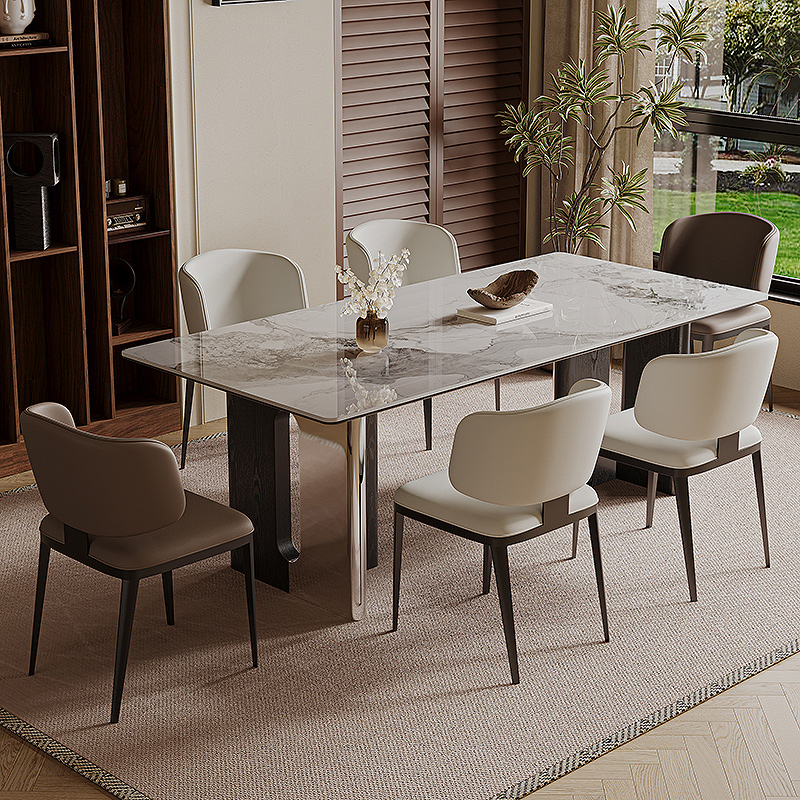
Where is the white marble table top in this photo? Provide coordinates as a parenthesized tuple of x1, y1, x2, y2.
(123, 253, 766, 424)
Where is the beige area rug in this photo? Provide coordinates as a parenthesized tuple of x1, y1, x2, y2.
(1, 369, 800, 800)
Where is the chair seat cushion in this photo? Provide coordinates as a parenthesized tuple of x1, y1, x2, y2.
(394, 470, 598, 538)
(40, 491, 253, 572)
(692, 304, 770, 338)
(601, 408, 761, 470)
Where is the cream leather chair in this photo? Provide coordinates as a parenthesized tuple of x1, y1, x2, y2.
(600, 328, 779, 602)
(346, 220, 501, 450)
(178, 249, 308, 468)
(391, 379, 612, 684)
(658, 212, 779, 410)
(21, 402, 258, 724)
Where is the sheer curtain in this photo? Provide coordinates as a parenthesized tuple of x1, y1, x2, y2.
(526, 0, 657, 268)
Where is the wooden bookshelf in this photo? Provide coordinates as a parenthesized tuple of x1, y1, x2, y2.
(0, 0, 179, 477)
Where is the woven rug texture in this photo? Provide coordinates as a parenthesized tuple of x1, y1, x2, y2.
(0, 369, 798, 800)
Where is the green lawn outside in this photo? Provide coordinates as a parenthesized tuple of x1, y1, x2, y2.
(653, 189, 800, 279)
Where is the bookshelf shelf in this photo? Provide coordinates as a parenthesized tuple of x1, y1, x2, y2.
(0, 0, 179, 476)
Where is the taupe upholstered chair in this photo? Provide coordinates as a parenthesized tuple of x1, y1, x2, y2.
(657, 211, 779, 410)
(600, 329, 779, 602)
(391, 379, 612, 684)
(178, 249, 308, 468)
(21, 402, 258, 724)
(347, 219, 503, 450)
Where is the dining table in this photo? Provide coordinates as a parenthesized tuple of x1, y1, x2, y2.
(123, 252, 767, 621)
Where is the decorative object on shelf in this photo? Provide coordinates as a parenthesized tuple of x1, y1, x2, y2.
(111, 177, 127, 196)
(4, 132, 60, 251)
(106, 195, 148, 235)
(0, 0, 35, 35)
(0, 30, 48, 48)
(467, 269, 538, 309)
(498, 1, 708, 255)
(336, 248, 409, 353)
(105, 179, 111, 199)
(110, 257, 136, 335)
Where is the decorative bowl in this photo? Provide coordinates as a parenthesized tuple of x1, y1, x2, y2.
(467, 269, 539, 309)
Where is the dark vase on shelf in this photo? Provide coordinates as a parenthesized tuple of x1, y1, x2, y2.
(355, 310, 388, 353)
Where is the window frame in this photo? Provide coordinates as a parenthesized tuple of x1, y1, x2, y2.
(672, 107, 800, 300)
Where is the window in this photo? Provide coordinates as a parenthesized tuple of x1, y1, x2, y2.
(654, 0, 800, 297)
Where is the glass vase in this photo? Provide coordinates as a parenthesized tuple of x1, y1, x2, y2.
(355, 310, 388, 353)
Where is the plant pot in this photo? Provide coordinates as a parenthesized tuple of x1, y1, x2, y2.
(355, 311, 388, 353)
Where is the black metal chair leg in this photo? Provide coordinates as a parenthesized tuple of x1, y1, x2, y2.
(646, 470, 657, 529)
(767, 376, 773, 412)
(243, 542, 259, 667)
(392, 510, 404, 631)
(29, 540, 51, 676)
(491, 543, 519, 684)
(570, 521, 579, 559)
(674, 475, 698, 602)
(752, 449, 770, 567)
(423, 398, 432, 451)
(494, 378, 501, 411)
(180, 379, 195, 469)
(111, 579, 139, 724)
(161, 571, 174, 626)
(588, 513, 610, 642)
(482, 544, 492, 594)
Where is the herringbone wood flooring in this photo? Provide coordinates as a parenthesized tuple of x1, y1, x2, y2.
(2, 394, 800, 799)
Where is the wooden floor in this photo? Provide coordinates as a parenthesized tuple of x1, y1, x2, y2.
(1, 391, 799, 800)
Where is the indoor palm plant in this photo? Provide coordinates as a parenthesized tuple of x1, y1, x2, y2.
(499, 0, 708, 254)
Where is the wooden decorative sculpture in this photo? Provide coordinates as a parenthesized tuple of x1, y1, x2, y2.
(467, 269, 538, 309)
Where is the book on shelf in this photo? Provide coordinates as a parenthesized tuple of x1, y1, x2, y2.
(456, 297, 554, 325)
(0, 31, 50, 47)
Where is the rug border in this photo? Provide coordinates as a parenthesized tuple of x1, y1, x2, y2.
(2, 424, 797, 799)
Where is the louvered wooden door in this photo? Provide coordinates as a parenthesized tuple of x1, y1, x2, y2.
(337, 0, 526, 274)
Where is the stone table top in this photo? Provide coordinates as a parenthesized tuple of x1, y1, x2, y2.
(123, 253, 766, 424)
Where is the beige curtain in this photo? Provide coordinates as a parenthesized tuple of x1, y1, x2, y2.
(526, 0, 657, 268)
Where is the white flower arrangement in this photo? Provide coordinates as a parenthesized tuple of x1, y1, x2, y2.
(336, 249, 410, 318)
(341, 358, 397, 413)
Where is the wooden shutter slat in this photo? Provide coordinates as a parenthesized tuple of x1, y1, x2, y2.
(344, 56, 430, 80)
(343, 2, 430, 22)
(447, 211, 520, 235)
(344, 83, 430, 108)
(345, 178, 431, 205)
(343, 162, 430, 190)
(443, 197, 520, 224)
(445, 47, 522, 68)
(343, 125, 430, 151)
(445, 35, 523, 54)
(345, 138, 430, 165)
(345, 43, 430, 64)
(344, 70, 430, 95)
(344, 109, 430, 136)
(343, 97, 430, 122)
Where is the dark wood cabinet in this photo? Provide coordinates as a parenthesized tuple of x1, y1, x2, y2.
(0, 0, 179, 477)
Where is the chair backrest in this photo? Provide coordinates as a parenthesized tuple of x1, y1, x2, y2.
(448, 379, 611, 507)
(658, 212, 779, 292)
(178, 249, 308, 334)
(634, 328, 779, 442)
(21, 403, 186, 537)
(345, 219, 460, 286)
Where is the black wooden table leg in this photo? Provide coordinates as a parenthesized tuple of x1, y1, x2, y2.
(618, 325, 690, 491)
(554, 347, 614, 484)
(227, 393, 296, 590)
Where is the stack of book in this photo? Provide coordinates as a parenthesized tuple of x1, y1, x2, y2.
(456, 297, 554, 325)
(0, 31, 50, 49)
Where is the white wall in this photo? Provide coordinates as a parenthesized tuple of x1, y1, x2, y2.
(168, 0, 337, 421)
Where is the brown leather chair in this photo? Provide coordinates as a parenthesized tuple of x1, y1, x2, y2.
(657, 211, 779, 410)
(21, 402, 258, 724)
